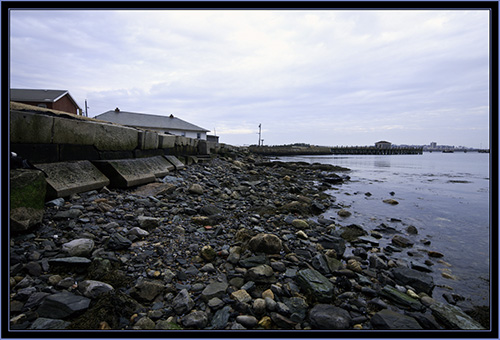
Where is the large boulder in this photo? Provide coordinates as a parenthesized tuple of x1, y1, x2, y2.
(430, 302, 484, 330)
(248, 233, 282, 254)
(10, 169, 47, 233)
(308, 304, 351, 329)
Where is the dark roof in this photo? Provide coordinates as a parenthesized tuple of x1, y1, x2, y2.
(375, 141, 391, 144)
(95, 110, 210, 132)
(10, 89, 81, 109)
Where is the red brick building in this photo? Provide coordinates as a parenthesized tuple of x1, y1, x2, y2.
(10, 89, 81, 115)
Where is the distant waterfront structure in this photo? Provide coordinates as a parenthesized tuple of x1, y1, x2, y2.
(430, 142, 437, 149)
(375, 141, 392, 149)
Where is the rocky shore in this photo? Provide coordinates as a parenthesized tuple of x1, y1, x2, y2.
(9, 150, 488, 332)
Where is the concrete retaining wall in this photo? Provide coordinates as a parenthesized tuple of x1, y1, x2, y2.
(10, 108, 221, 164)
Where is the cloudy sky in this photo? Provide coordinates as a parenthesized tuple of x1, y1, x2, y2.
(9, 8, 490, 147)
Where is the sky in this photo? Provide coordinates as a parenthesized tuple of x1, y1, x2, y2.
(9, 8, 491, 148)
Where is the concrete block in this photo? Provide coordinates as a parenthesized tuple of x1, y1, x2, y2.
(98, 150, 134, 160)
(158, 134, 176, 148)
(163, 155, 185, 170)
(93, 123, 139, 151)
(138, 130, 159, 150)
(10, 110, 54, 144)
(92, 156, 172, 188)
(52, 117, 96, 145)
(175, 136, 189, 146)
(36, 161, 110, 199)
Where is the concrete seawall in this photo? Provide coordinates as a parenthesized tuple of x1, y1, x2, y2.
(10, 103, 221, 164)
(9, 103, 230, 203)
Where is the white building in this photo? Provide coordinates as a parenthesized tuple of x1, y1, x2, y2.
(95, 109, 210, 140)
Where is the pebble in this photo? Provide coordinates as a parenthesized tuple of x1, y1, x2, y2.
(8, 154, 479, 331)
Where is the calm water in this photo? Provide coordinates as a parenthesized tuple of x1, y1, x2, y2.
(279, 152, 491, 307)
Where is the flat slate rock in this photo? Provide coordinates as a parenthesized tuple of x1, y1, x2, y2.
(163, 155, 185, 170)
(36, 161, 110, 199)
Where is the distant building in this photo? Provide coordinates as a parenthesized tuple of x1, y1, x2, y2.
(11, 88, 81, 115)
(207, 135, 219, 143)
(95, 109, 210, 140)
(430, 142, 437, 148)
(375, 141, 392, 149)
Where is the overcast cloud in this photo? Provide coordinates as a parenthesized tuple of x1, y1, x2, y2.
(9, 9, 490, 147)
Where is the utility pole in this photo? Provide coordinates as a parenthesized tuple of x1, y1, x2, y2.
(85, 99, 89, 117)
(258, 124, 262, 147)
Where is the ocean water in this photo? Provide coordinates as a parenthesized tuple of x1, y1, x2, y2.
(279, 152, 491, 307)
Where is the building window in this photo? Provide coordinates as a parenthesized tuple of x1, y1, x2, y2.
(197, 133, 201, 139)
(181, 132, 186, 137)
(38, 104, 47, 108)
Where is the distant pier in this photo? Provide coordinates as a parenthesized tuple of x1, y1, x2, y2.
(330, 146, 423, 155)
(249, 145, 423, 156)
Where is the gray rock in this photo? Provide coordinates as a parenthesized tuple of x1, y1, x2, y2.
(137, 216, 160, 230)
(78, 280, 114, 299)
(201, 281, 228, 301)
(62, 238, 95, 257)
(296, 268, 334, 302)
(29, 317, 70, 330)
(131, 280, 165, 302)
(239, 255, 267, 268)
(236, 315, 258, 328)
(253, 298, 266, 315)
(371, 309, 423, 329)
(54, 209, 83, 220)
(245, 264, 276, 284)
(173, 289, 195, 315)
(210, 305, 231, 329)
(430, 302, 484, 329)
(188, 184, 204, 195)
(134, 316, 156, 330)
(284, 296, 308, 322)
(311, 253, 330, 275)
(129, 227, 150, 237)
(182, 310, 208, 329)
(309, 304, 351, 329)
(37, 292, 91, 319)
(10, 207, 44, 233)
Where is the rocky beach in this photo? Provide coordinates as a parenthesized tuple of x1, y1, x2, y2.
(9, 149, 488, 333)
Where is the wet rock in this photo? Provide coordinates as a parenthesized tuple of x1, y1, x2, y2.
(380, 285, 424, 311)
(383, 199, 399, 205)
(430, 302, 484, 330)
(391, 267, 434, 295)
(231, 289, 252, 304)
(392, 235, 414, 248)
(371, 309, 423, 329)
(337, 209, 351, 218)
(134, 316, 155, 330)
(308, 304, 351, 329)
(295, 268, 334, 302)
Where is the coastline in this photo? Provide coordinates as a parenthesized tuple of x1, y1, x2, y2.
(9, 150, 489, 332)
